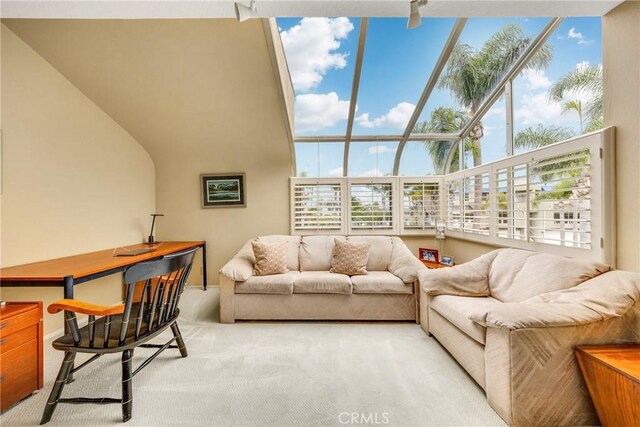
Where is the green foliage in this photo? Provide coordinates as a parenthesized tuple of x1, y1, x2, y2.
(548, 64, 603, 132)
(514, 124, 575, 151)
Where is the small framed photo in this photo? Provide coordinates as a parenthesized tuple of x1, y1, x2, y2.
(441, 255, 455, 266)
(201, 173, 246, 208)
(419, 248, 439, 263)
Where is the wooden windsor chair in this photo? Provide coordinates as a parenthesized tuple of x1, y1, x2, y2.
(40, 247, 198, 424)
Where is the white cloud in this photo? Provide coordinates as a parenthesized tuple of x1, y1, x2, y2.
(355, 102, 415, 129)
(368, 145, 396, 155)
(295, 92, 350, 132)
(567, 27, 589, 45)
(484, 105, 505, 118)
(328, 167, 344, 176)
(280, 18, 354, 92)
(515, 92, 574, 126)
(576, 60, 590, 71)
(520, 68, 552, 90)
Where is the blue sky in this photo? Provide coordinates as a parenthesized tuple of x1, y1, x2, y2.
(278, 17, 602, 177)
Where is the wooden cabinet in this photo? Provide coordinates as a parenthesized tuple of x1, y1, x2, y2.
(575, 345, 640, 427)
(0, 302, 44, 413)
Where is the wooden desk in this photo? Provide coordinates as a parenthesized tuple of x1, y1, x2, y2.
(0, 241, 207, 299)
(575, 345, 640, 427)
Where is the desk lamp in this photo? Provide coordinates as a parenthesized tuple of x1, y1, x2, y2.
(148, 214, 164, 244)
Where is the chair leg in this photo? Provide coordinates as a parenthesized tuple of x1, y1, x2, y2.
(40, 352, 76, 425)
(170, 322, 188, 358)
(121, 349, 134, 422)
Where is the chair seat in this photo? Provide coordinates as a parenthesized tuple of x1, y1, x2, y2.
(293, 271, 352, 294)
(351, 271, 413, 294)
(52, 304, 179, 354)
(430, 295, 502, 345)
(235, 272, 298, 294)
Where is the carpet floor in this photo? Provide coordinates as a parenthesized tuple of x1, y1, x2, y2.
(1, 288, 505, 427)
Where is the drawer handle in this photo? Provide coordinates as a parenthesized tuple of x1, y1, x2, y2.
(0, 338, 6, 346)
(0, 322, 8, 330)
(0, 375, 7, 384)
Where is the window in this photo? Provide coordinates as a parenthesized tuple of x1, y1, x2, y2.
(462, 171, 490, 235)
(494, 163, 528, 241)
(348, 142, 397, 177)
(291, 180, 344, 234)
(295, 142, 344, 177)
(349, 179, 396, 234)
(527, 149, 592, 249)
(400, 179, 443, 234)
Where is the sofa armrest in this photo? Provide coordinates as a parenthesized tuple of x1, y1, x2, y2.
(219, 240, 255, 282)
(472, 270, 640, 330)
(419, 250, 498, 297)
(388, 237, 426, 283)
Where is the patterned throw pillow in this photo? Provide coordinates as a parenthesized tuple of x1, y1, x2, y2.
(330, 239, 370, 276)
(252, 241, 289, 276)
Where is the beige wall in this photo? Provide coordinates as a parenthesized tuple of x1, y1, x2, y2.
(2, 19, 295, 285)
(603, 1, 640, 272)
(0, 25, 156, 334)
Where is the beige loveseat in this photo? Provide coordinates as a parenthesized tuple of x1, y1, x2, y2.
(219, 235, 425, 323)
(419, 248, 640, 426)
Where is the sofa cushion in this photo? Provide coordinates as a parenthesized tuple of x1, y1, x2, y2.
(299, 236, 346, 271)
(351, 271, 413, 294)
(347, 236, 393, 271)
(330, 239, 370, 276)
(252, 241, 288, 276)
(256, 235, 301, 271)
(430, 295, 502, 345)
(488, 248, 610, 302)
(235, 272, 298, 295)
(293, 271, 352, 294)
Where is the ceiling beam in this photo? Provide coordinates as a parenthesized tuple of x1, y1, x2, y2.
(343, 18, 369, 177)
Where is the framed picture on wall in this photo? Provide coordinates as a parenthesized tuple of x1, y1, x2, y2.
(418, 248, 439, 263)
(201, 173, 246, 208)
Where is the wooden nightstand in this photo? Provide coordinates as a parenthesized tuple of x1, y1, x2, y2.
(0, 302, 44, 413)
(575, 345, 640, 426)
(421, 261, 452, 269)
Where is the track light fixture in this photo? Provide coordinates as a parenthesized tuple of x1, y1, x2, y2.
(234, 0, 257, 22)
(407, 0, 428, 29)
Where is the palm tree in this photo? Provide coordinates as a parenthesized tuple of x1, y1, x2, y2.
(439, 23, 553, 167)
(562, 100, 583, 133)
(514, 124, 575, 151)
(548, 64, 603, 133)
(413, 107, 467, 174)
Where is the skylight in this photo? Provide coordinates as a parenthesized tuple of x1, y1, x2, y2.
(279, 16, 603, 177)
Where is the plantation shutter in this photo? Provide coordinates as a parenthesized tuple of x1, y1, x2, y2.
(527, 149, 592, 249)
(349, 181, 395, 233)
(292, 181, 343, 233)
(401, 181, 441, 231)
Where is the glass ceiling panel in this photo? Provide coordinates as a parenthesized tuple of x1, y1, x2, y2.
(348, 142, 398, 177)
(416, 17, 551, 136)
(295, 142, 345, 177)
(398, 141, 449, 176)
(352, 18, 456, 136)
(278, 17, 361, 137)
(513, 17, 602, 155)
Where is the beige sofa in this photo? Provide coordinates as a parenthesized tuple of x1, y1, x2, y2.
(219, 235, 425, 323)
(419, 248, 640, 426)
